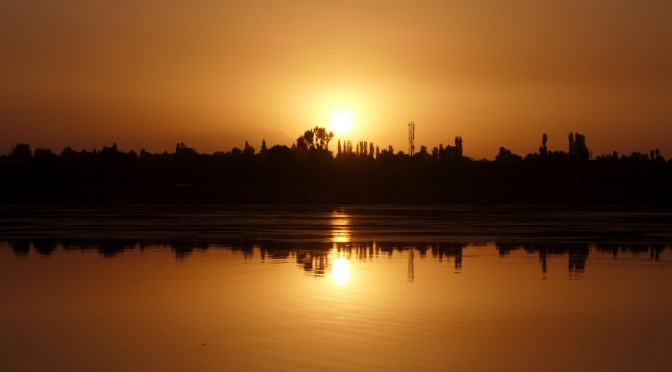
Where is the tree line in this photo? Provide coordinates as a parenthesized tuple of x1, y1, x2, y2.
(1, 127, 670, 205)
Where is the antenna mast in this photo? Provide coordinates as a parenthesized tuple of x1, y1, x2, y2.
(408, 121, 415, 156)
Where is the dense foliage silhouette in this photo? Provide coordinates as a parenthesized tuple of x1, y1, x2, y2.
(1, 130, 670, 205)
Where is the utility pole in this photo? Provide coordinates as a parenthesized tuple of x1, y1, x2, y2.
(408, 121, 415, 156)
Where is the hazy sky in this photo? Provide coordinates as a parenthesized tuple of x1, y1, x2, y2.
(2, 0, 671, 158)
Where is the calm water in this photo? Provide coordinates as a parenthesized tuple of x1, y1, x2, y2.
(1, 205, 672, 371)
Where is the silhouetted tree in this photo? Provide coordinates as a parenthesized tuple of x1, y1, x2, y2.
(568, 132, 589, 161)
(34, 148, 55, 160)
(243, 141, 255, 156)
(415, 145, 430, 161)
(266, 145, 293, 167)
(175, 142, 197, 158)
(61, 146, 75, 158)
(654, 148, 664, 162)
(455, 136, 463, 159)
(295, 127, 334, 152)
(9, 143, 32, 162)
(539, 133, 548, 159)
(431, 146, 439, 161)
(313, 127, 334, 150)
(495, 147, 522, 161)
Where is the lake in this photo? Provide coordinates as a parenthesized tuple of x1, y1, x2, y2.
(1, 205, 671, 371)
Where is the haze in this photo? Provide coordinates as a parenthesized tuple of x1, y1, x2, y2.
(1, 0, 671, 158)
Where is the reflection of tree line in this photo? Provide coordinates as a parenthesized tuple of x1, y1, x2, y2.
(497, 242, 667, 275)
(5, 239, 668, 276)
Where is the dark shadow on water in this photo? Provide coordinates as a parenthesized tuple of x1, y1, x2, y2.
(568, 244, 589, 275)
(4, 238, 669, 278)
(9, 239, 30, 257)
(33, 238, 58, 256)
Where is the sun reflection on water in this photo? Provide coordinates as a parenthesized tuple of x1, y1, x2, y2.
(331, 256, 351, 286)
(331, 211, 351, 243)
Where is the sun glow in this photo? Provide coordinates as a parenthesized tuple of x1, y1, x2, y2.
(332, 257, 351, 286)
(330, 112, 353, 134)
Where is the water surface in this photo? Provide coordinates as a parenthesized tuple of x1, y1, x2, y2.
(1, 205, 671, 371)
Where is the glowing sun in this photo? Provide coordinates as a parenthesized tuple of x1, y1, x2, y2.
(330, 112, 353, 134)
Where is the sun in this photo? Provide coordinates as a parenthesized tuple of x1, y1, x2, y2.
(330, 112, 353, 134)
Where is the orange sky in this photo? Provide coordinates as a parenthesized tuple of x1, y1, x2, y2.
(1, 0, 671, 158)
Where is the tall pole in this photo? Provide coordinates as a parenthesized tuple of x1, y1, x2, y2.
(408, 121, 415, 156)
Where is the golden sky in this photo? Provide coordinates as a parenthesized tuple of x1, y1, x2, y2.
(1, 0, 671, 158)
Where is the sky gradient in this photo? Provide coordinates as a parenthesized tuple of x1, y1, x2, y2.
(2, 0, 671, 158)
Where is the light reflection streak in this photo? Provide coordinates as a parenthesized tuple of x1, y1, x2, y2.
(330, 211, 351, 244)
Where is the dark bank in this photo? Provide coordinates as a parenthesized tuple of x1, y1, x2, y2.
(2, 129, 671, 205)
